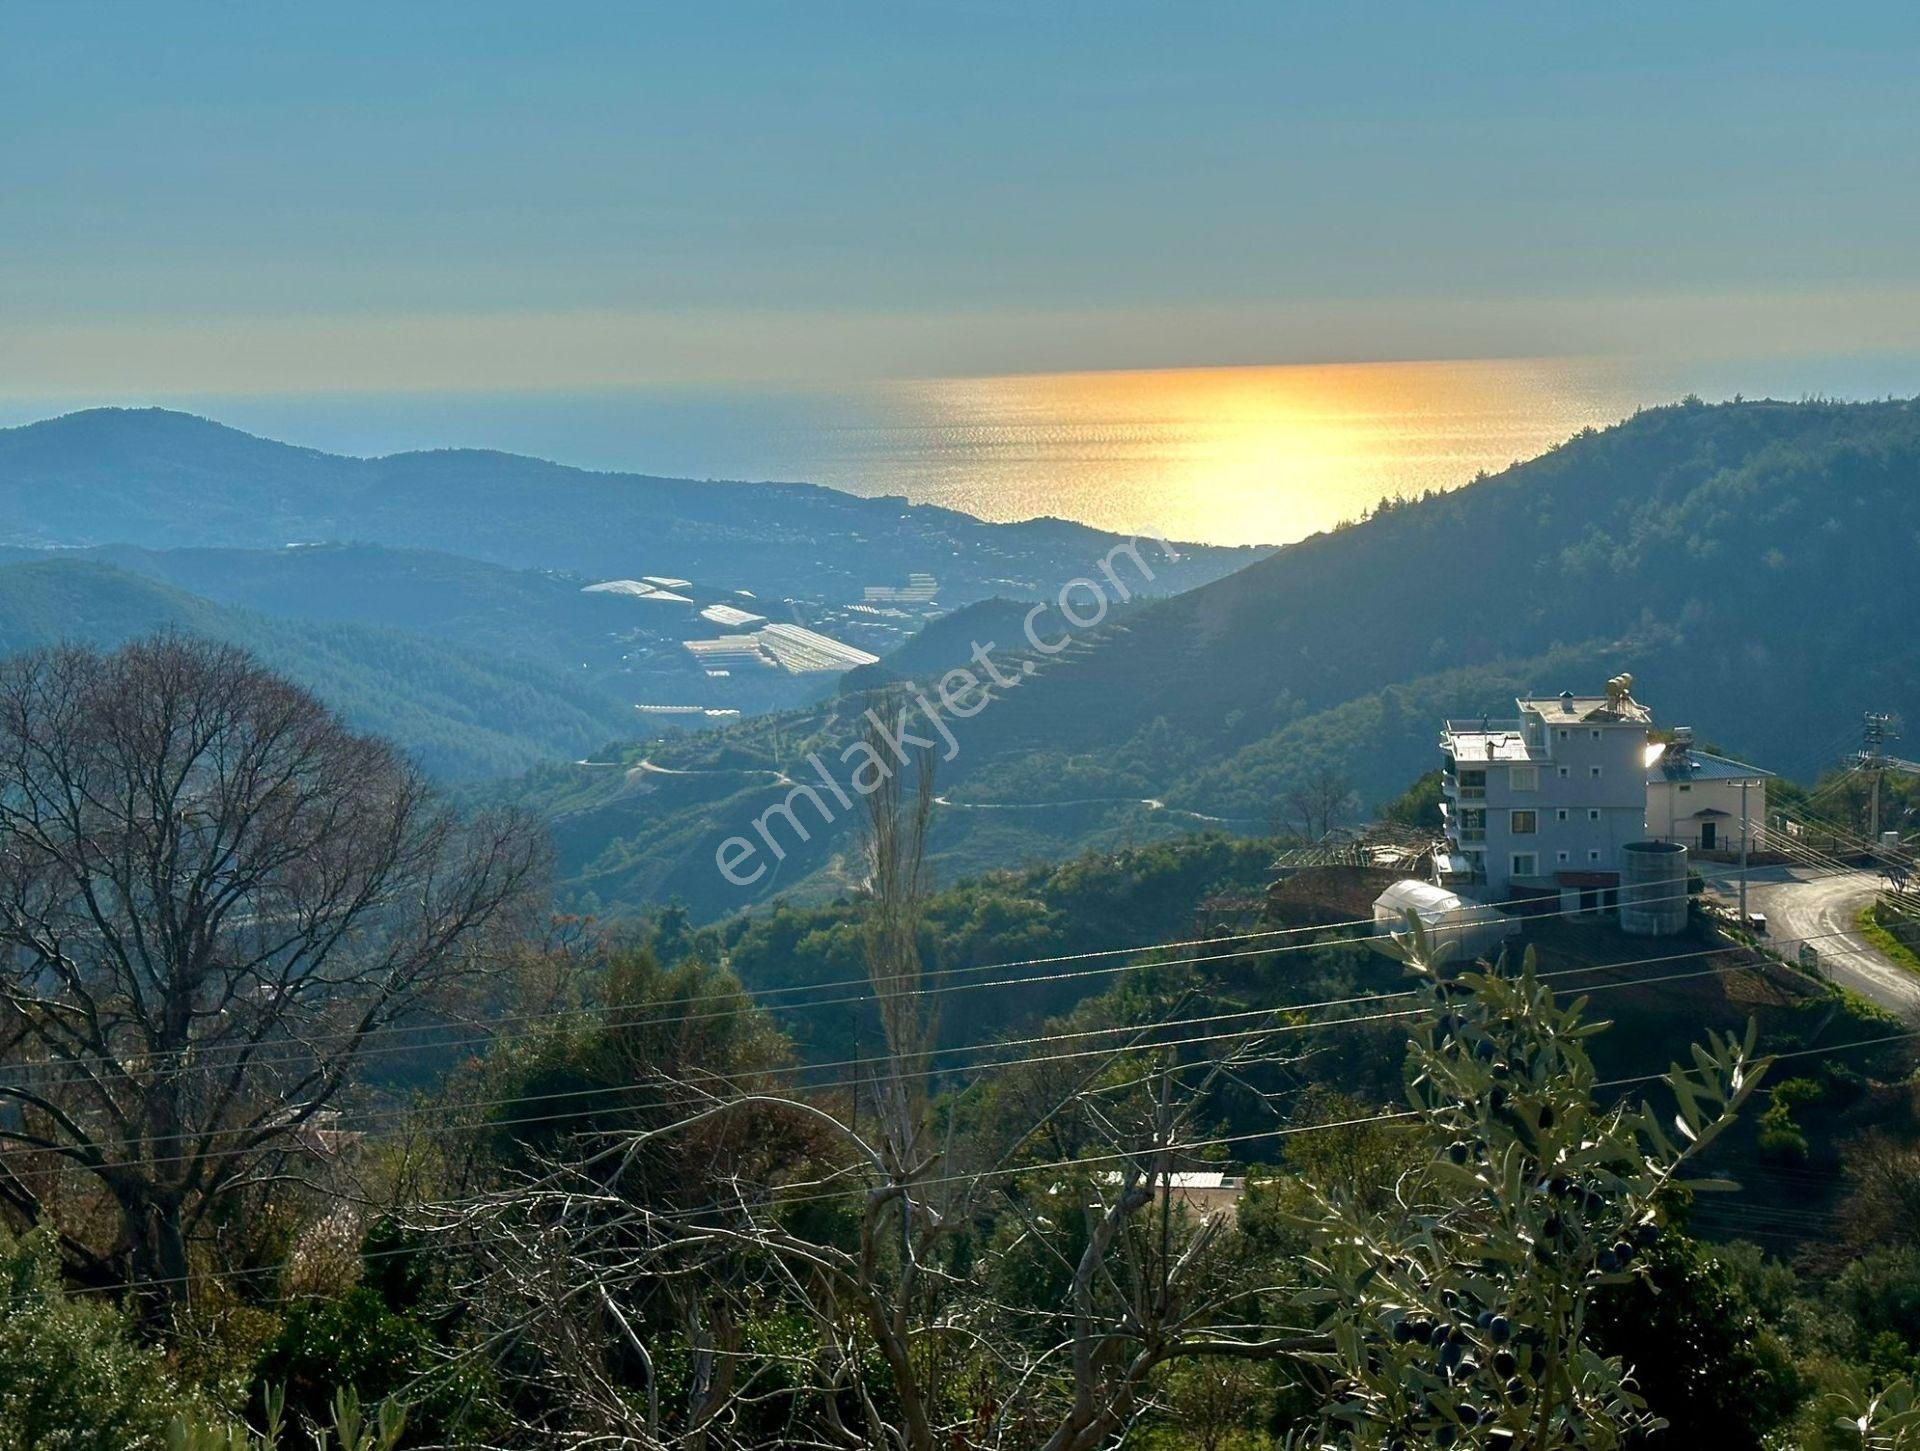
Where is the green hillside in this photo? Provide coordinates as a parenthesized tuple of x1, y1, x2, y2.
(509, 396, 1920, 918)
(0, 558, 636, 779)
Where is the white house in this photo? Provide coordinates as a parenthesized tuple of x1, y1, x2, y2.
(1437, 676, 1654, 912)
(1644, 729, 1772, 855)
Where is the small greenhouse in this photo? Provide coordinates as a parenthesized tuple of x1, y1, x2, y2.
(1370, 879, 1519, 964)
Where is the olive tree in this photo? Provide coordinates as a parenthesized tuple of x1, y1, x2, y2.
(0, 637, 543, 1320)
(1282, 924, 1766, 1448)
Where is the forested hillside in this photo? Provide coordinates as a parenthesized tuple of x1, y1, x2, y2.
(0, 558, 635, 777)
(520, 397, 1920, 918)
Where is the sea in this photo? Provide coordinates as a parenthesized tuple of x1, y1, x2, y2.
(24, 353, 1918, 548)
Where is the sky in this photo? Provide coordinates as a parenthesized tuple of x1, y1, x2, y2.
(3, 1, 1919, 399)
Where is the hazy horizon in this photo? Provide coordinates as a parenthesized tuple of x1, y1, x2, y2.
(7, 3, 1919, 399)
(5, 2, 1917, 543)
(7, 349, 1916, 546)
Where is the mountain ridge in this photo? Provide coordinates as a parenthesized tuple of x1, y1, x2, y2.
(512, 395, 1920, 917)
(0, 407, 1264, 601)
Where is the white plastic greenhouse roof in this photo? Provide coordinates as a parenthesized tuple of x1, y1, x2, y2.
(1374, 880, 1467, 919)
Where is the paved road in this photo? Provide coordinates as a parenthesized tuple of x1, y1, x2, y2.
(1702, 862, 1920, 1016)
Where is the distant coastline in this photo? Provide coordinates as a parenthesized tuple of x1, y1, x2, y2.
(4, 352, 1915, 547)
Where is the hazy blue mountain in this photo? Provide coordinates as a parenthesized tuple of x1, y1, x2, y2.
(503, 396, 1920, 918)
(0, 408, 1263, 603)
(0, 557, 637, 779)
(1, 542, 601, 657)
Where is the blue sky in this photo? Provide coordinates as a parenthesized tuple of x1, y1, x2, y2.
(3, 1, 1918, 394)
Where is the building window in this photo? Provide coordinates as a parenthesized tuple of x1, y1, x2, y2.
(1558, 765, 1570, 778)
(1510, 765, 1539, 791)
(1511, 852, 1538, 878)
(1556, 808, 1569, 821)
(1589, 849, 1601, 862)
(1558, 728, 1570, 740)
(1588, 808, 1600, 821)
(1557, 850, 1570, 863)
(1590, 765, 1603, 778)
(1679, 783, 1692, 792)
(1511, 810, 1537, 835)
(1457, 767, 1486, 800)
(1458, 807, 1486, 843)
(1591, 729, 1602, 740)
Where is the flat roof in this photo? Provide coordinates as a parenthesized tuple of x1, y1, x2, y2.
(699, 603, 767, 629)
(583, 580, 692, 603)
(1441, 727, 1538, 763)
(1646, 745, 1775, 785)
(1519, 693, 1652, 724)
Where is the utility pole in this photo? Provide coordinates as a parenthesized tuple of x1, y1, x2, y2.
(1739, 777, 1750, 926)
(1864, 712, 1894, 841)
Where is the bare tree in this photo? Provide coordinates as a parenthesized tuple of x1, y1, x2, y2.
(1278, 765, 1354, 841)
(0, 637, 543, 1320)
(425, 727, 1327, 1447)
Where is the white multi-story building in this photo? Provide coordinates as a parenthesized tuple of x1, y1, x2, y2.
(1437, 678, 1654, 912)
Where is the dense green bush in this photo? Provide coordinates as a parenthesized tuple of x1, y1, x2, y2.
(0, 1228, 192, 1451)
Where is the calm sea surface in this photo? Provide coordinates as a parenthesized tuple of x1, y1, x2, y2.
(51, 353, 1918, 547)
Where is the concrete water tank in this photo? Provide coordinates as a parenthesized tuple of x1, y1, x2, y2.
(1620, 840, 1689, 937)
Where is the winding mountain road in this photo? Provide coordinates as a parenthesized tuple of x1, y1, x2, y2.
(1703, 862, 1920, 1015)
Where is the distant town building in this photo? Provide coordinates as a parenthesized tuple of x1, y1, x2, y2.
(582, 579, 693, 603)
(1645, 729, 1772, 855)
(683, 635, 775, 670)
(863, 572, 939, 604)
(1437, 676, 1653, 912)
(1098, 1170, 1246, 1218)
(699, 602, 768, 629)
(681, 623, 880, 674)
(757, 623, 880, 672)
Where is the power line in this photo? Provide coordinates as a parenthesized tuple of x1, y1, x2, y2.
(5, 882, 1723, 1093)
(77, 1017, 1920, 1301)
(12, 916, 1881, 1171)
